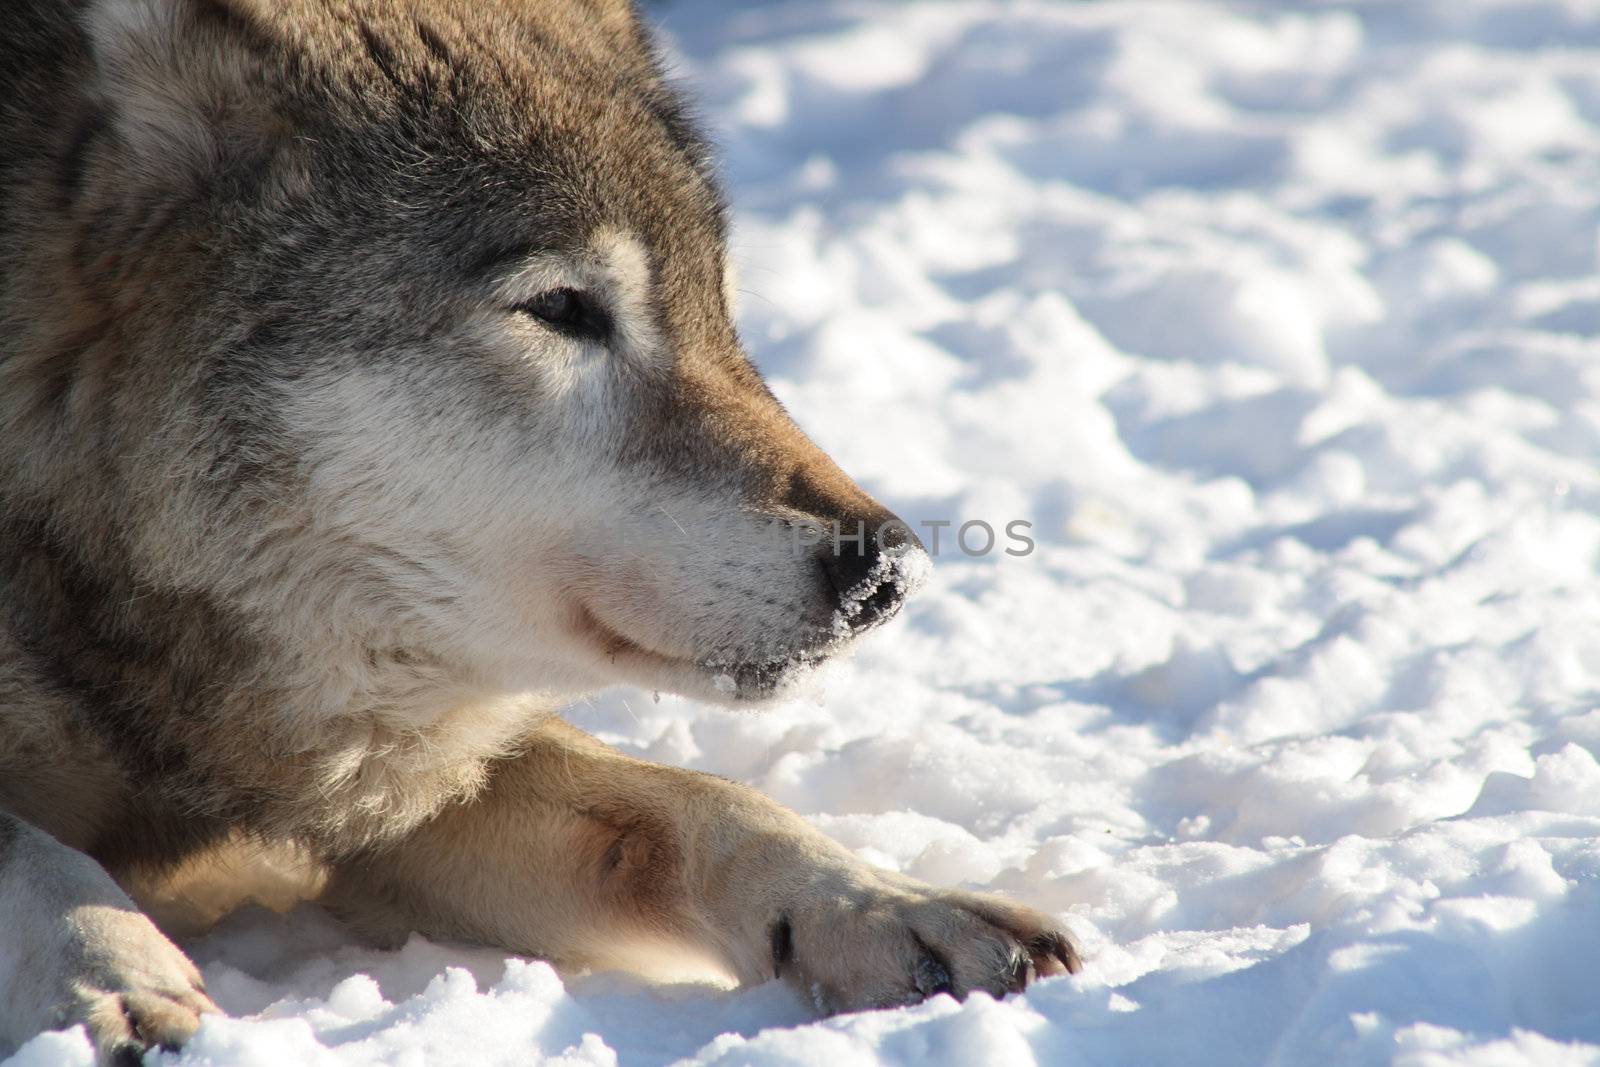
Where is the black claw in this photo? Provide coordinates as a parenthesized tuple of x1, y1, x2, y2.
(911, 935, 956, 998)
(770, 916, 794, 979)
(1004, 948, 1032, 994)
(113, 995, 150, 1065)
(1028, 931, 1084, 976)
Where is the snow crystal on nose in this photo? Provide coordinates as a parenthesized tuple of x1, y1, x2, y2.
(829, 544, 932, 637)
(889, 544, 933, 596)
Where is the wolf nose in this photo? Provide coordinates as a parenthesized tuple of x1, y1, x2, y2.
(820, 518, 925, 632)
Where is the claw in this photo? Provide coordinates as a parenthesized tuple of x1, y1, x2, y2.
(770, 916, 794, 979)
(1003, 946, 1033, 994)
(1027, 931, 1083, 976)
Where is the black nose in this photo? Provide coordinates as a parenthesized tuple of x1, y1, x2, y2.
(819, 518, 923, 632)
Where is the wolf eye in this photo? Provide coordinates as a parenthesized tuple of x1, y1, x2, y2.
(515, 287, 610, 339)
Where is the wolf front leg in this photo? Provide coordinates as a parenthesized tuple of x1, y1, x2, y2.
(0, 812, 218, 1064)
(321, 716, 1080, 1012)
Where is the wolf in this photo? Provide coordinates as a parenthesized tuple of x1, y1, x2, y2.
(0, 0, 1082, 1060)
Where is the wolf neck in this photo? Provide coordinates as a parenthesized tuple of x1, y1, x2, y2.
(0, 509, 546, 853)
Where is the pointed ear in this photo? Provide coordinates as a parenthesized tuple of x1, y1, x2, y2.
(82, 0, 278, 184)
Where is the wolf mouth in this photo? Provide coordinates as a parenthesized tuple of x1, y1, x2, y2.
(570, 547, 929, 702)
(573, 604, 825, 701)
(574, 604, 691, 670)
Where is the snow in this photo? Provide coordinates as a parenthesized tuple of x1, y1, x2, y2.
(12, 0, 1600, 1064)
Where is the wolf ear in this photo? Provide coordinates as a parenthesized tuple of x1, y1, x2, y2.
(83, 0, 277, 184)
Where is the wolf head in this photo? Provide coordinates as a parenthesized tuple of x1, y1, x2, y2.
(24, 0, 927, 709)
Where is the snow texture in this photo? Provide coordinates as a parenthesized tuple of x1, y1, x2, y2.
(13, 1, 1600, 1064)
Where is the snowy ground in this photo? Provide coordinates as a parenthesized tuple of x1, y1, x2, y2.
(12, 1, 1600, 1064)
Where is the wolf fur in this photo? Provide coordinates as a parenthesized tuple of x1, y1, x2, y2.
(0, 0, 1081, 1060)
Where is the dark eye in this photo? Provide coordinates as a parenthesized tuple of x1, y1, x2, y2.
(515, 287, 610, 340)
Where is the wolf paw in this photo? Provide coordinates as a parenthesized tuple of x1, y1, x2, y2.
(770, 877, 1081, 1014)
(53, 907, 218, 1065)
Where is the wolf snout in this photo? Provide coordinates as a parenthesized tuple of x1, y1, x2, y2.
(819, 514, 929, 633)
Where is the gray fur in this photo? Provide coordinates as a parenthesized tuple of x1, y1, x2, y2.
(0, 1, 1078, 1059)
